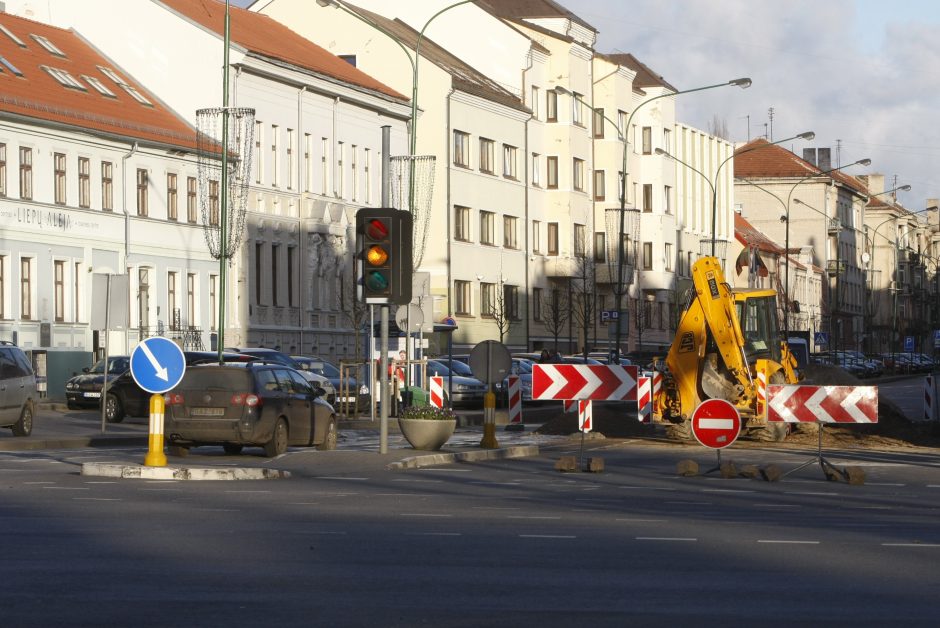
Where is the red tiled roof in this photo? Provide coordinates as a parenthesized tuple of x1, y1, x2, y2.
(0, 12, 199, 149)
(734, 212, 783, 254)
(160, 0, 405, 101)
(734, 138, 867, 195)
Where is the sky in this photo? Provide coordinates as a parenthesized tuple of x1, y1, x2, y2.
(233, 0, 939, 208)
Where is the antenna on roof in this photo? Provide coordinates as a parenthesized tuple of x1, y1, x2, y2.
(767, 106, 775, 141)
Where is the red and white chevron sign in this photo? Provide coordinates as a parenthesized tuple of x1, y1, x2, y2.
(507, 375, 522, 425)
(578, 400, 592, 432)
(429, 376, 444, 409)
(532, 364, 638, 401)
(767, 385, 878, 423)
(637, 376, 651, 422)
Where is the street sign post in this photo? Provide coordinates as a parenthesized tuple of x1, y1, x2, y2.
(469, 340, 512, 448)
(130, 337, 186, 469)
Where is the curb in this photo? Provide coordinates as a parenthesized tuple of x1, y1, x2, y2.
(81, 462, 290, 481)
(386, 444, 540, 470)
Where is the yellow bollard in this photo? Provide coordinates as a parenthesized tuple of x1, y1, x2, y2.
(480, 389, 499, 449)
(143, 393, 168, 467)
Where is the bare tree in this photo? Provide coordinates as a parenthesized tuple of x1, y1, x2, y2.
(707, 114, 730, 141)
(540, 286, 569, 351)
(489, 283, 514, 343)
(338, 268, 370, 365)
(569, 250, 597, 359)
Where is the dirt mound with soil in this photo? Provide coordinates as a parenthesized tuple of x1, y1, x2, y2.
(534, 365, 940, 449)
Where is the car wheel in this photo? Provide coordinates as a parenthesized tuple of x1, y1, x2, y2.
(317, 415, 337, 451)
(264, 418, 289, 457)
(11, 403, 33, 437)
(168, 445, 190, 457)
(105, 393, 125, 423)
(222, 443, 244, 455)
(66, 400, 79, 411)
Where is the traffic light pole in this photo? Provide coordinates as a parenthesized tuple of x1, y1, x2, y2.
(380, 304, 389, 454)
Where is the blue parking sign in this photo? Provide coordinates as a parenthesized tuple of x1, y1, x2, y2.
(904, 336, 915, 352)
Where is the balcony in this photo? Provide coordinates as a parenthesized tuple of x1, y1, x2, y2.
(827, 218, 842, 234)
(826, 260, 846, 276)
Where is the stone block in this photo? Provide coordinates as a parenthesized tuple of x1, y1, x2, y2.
(843, 466, 866, 485)
(677, 459, 699, 477)
(554, 456, 578, 472)
(760, 464, 783, 482)
(738, 464, 761, 479)
(719, 461, 738, 479)
(585, 457, 605, 473)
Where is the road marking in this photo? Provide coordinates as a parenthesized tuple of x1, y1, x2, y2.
(882, 543, 940, 548)
(755, 504, 801, 508)
(636, 537, 697, 542)
(757, 540, 820, 544)
(23, 481, 55, 484)
(392, 479, 443, 483)
(417, 468, 471, 472)
(784, 491, 838, 497)
(73, 497, 121, 501)
(83, 481, 117, 484)
(400, 513, 453, 518)
(224, 490, 271, 494)
(42, 486, 88, 490)
(702, 489, 755, 494)
(472, 506, 521, 511)
(407, 532, 462, 537)
(616, 518, 667, 523)
(665, 501, 712, 505)
(316, 476, 369, 481)
(864, 482, 905, 487)
(619, 486, 677, 491)
(507, 515, 561, 520)
(519, 534, 577, 539)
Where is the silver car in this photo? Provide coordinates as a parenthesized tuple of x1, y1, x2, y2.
(0, 341, 37, 437)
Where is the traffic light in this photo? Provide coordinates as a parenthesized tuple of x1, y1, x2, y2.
(356, 208, 413, 305)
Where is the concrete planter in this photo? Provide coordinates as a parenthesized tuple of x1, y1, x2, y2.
(398, 418, 457, 451)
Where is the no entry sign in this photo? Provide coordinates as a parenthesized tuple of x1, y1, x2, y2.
(691, 398, 741, 449)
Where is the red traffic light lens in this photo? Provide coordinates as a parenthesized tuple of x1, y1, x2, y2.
(366, 218, 389, 240)
(366, 244, 389, 266)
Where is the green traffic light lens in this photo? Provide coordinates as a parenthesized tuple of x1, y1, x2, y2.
(365, 270, 389, 292)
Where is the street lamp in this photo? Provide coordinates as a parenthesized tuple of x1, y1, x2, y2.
(555, 77, 751, 360)
(655, 130, 815, 258)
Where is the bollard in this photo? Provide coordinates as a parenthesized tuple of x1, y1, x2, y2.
(143, 393, 167, 467)
(480, 390, 499, 449)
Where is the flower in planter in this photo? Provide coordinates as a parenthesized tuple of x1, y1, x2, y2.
(400, 405, 457, 421)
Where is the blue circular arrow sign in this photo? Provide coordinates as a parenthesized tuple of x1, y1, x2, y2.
(130, 337, 187, 394)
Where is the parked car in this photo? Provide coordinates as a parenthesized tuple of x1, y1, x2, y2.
(164, 362, 336, 457)
(102, 351, 255, 423)
(65, 355, 131, 410)
(227, 347, 336, 404)
(494, 357, 535, 403)
(0, 341, 37, 437)
(292, 355, 369, 410)
(425, 360, 487, 406)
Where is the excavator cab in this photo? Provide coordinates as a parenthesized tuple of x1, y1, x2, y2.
(734, 290, 783, 364)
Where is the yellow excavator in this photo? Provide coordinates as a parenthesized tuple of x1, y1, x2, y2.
(654, 256, 800, 441)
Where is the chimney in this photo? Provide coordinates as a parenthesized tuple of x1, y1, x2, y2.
(817, 148, 831, 172)
(865, 174, 885, 197)
(802, 148, 817, 166)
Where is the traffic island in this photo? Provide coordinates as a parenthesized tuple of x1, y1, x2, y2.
(81, 462, 290, 481)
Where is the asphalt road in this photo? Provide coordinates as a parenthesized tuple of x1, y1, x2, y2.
(1, 437, 939, 627)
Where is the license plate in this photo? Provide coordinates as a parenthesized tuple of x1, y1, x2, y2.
(190, 407, 225, 417)
(83, 392, 101, 398)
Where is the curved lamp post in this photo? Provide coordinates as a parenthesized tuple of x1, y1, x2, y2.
(556, 77, 751, 359)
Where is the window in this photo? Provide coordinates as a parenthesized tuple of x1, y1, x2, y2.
(502, 144, 517, 179)
(254, 121, 263, 184)
(0, 255, 5, 318)
(594, 170, 605, 201)
(187, 176, 197, 222)
(504, 284, 519, 320)
(643, 183, 653, 212)
(138, 267, 150, 330)
(270, 124, 279, 187)
(209, 180, 219, 225)
(167, 173, 178, 220)
(594, 232, 606, 263)
(254, 242, 263, 305)
(82, 75, 116, 97)
(532, 220, 541, 254)
(19, 147, 31, 200)
(663, 128, 672, 152)
(209, 275, 217, 330)
(32, 34, 66, 56)
(287, 128, 295, 190)
(336, 141, 344, 198)
(503, 215, 518, 249)
(664, 185, 672, 214)
(101, 161, 113, 211)
(74, 261, 80, 322)
(479, 138, 495, 174)
(0, 143, 5, 197)
(167, 271, 177, 328)
(186, 273, 196, 327)
(364, 147, 372, 203)
(287, 247, 296, 307)
(665, 243, 673, 272)
(642, 126, 652, 154)
(617, 110, 626, 139)
(530, 86, 540, 119)
(350, 144, 358, 201)
(54, 152, 66, 204)
(454, 130, 470, 167)
(573, 158, 584, 191)
(136, 168, 148, 216)
(20, 257, 32, 320)
(118, 84, 152, 106)
(548, 222, 559, 256)
(643, 242, 653, 270)
(533, 287, 543, 321)
(303, 133, 312, 193)
(54, 260, 65, 322)
(574, 224, 585, 257)
(593, 108, 605, 138)
(571, 93, 583, 126)
(546, 89, 557, 122)
(271, 244, 279, 306)
(78, 157, 90, 208)
(455, 205, 471, 242)
(320, 137, 328, 194)
(547, 156, 558, 189)
(455, 280, 471, 315)
(0, 24, 25, 47)
(480, 210, 495, 246)
(531, 153, 541, 187)
(481, 282, 495, 317)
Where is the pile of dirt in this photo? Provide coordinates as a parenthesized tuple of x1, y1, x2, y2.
(534, 365, 940, 449)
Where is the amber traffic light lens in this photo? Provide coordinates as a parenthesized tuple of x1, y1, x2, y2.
(366, 244, 389, 266)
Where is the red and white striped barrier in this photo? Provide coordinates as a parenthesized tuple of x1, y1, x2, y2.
(651, 370, 662, 414)
(578, 400, 592, 432)
(563, 399, 577, 413)
(756, 368, 767, 420)
(767, 385, 878, 423)
(429, 376, 444, 409)
(637, 375, 651, 423)
(507, 375, 522, 425)
(925, 375, 935, 422)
